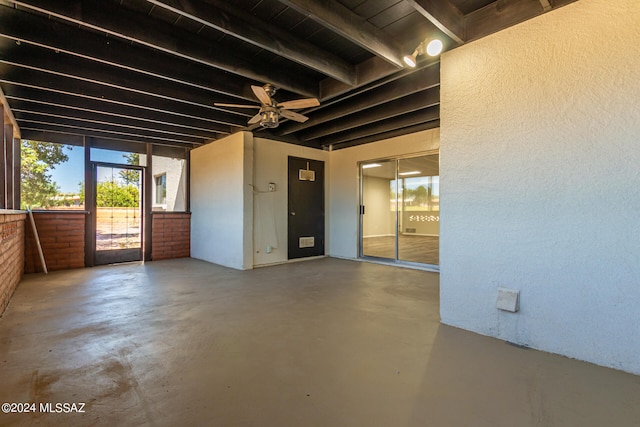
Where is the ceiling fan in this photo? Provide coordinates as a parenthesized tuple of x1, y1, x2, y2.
(214, 84, 319, 128)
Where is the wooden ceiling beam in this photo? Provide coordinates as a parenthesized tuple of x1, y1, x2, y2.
(11, 0, 318, 97)
(146, 0, 356, 85)
(320, 56, 400, 101)
(0, 5, 255, 102)
(326, 121, 440, 150)
(19, 121, 204, 147)
(3, 90, 231, 135)
(319, 107, 439, 146)
(405, 0, 466, 44)
(0, 44, 252, 121)
(0, 64, 247, 128)
(280, 66, 439, 135)
(277, 0, 406, 68)
(14, 112, 210, 145)
(299, 89, 439, 141)
(11, 104, 222, 142)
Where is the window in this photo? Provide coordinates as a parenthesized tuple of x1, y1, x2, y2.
(151, 155, 187, 212)
(155, 174, 167, 205)
(21, 141, 84, 210)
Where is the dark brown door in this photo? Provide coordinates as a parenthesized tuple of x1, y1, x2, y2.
(93, 163, 143, 265)
(288, 157, 324, 259)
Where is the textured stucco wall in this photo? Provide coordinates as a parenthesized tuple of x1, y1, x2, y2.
(190, 132, 253, 270)
(440, 0, 640, 374)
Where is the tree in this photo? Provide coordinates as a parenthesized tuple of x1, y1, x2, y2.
(20, 141, 70, 209)
(119, 153, 140, 185)
(96, 179, 140, 208)
(413, 185, 429, 206)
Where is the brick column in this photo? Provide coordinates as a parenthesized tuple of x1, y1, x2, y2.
(0, 211, 26, 315)
(24, 212, 86, 273)
(151, 212, 191, 260)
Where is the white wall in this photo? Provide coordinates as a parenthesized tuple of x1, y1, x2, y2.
(362, 175, 393, 237)
(190, 132, 254, 270)
(440, 0, 640, 374)
(252, 138, 329, 266)
(151, 156, 186, 211)
(329, 129, 440, 259)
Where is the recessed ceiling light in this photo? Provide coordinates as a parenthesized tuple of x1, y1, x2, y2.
(399, 171, 421, 176)
(362, 163, 382, 169)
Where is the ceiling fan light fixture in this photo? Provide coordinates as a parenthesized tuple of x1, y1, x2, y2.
(260, 108, 279, 128)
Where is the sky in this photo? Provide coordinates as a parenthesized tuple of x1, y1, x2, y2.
(50, 146, 136, 193)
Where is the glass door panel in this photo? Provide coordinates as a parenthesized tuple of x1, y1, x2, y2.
(397, 155, 439, 265)
(94, 165, 142, 265)
(360, 154, 440, 267)
(361, 160, 397, 259)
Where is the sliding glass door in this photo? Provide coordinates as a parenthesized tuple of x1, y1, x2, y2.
(360, 154, 439, 267)
(361, 160, 397, 259)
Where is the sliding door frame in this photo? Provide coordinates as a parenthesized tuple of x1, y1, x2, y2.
(358, 150, 439, 271)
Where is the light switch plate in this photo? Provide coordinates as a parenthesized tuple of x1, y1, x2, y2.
(497, 287, 520, 313)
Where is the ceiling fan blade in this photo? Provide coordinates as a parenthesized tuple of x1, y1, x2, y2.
(278, 98, 320, 109)
(214, 103, 260, 109)
(248, 112, 263, 125)
(251, 85, 273, 106)
(279, 109, 309, 123)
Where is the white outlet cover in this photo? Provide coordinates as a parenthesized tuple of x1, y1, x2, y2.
(497, 287, 520, 313)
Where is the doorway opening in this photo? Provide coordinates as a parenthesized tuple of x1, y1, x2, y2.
(93, 163, 143, 265)
(359, 153, 439, 268)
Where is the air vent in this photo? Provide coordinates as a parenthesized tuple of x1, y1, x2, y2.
(299, 169, 315, 181)
(299, 237, 315, 248)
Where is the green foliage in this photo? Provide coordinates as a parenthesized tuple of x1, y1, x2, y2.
(122, 152, 140, 165)
(403, 185, 433, 208)
(96, 179, 140, 208)
(119, 153, 141, 185)
(20, 141, 70, 209)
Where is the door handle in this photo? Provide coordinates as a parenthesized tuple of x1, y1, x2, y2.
(290, 212, 296, 216)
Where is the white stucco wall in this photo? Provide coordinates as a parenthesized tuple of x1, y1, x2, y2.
(150, 155, 187, 211)
(329, 129, 440, 259)
(190, 132, 254, 270)
(440, 0, 640, 374)
(252, 138, 329, 267)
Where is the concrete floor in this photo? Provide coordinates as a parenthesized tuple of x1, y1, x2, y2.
(1, 258, 639, 426)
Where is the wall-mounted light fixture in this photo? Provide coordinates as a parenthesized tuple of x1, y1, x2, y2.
(403, 39, 444, 68)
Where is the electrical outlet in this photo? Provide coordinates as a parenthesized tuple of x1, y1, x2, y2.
(268, 183, 276, 192)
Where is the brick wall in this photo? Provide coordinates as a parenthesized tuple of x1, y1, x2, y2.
(152, 212, 191, 260)
(25, 212, 86, 273)
(0, 212, 26, 316)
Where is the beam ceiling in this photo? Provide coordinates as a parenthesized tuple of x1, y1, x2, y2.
(0, 0, 578, 151)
